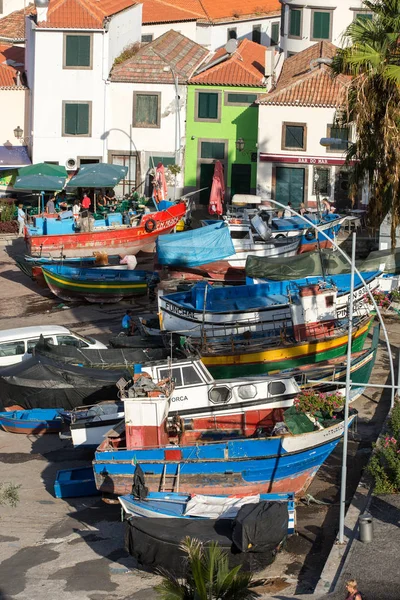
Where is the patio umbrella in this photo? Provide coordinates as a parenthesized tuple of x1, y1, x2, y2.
(153, 163, 168, 203)
(66, 163, 128, 188)
(208, 160, 225, 216)
(14, 167, 67, 214)
(18, 163, 67, 178)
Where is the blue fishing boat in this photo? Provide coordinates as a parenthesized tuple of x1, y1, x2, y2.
(93, 382, 358, 497)
(42, 264, 158, 303)
(54, 466, 100, 498)
(0, 408, 63, 434)
(159, 271, 380, 336)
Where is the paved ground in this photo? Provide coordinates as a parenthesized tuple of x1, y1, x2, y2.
(0, 239, 395, 599)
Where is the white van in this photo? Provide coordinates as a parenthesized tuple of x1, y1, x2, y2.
(0, 326, 107, 367)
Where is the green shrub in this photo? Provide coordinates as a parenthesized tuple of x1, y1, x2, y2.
(367, 401, 400, 493)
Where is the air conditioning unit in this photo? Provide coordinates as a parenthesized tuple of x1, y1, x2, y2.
(66, 158, 77, 170)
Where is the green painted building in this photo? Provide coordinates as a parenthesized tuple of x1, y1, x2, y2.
(184, 39, 267, 205)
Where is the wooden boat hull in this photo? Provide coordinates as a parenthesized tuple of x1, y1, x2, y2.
(42, 266, 149, 303)
(26, 202, 186, 258)
(200, 316, 373, 378)
(54, 467, 100, 498)
(93, 415, 356, 497)
(0, 408, 63, 435)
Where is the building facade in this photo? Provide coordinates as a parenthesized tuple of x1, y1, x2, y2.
(257, 42, 360, 212)
(185, 39, 266, 204)
(280, 0, 370, 58)
(0, 0, 26, 19)
(25, 0, 142, 170)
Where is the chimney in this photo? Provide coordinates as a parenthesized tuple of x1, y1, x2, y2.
(264, 48, 275, 92)
(34, 0, 50, 22)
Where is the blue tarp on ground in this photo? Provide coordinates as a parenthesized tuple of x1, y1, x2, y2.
(157, 222, 235, 267)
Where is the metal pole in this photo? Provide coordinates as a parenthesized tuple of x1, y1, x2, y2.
(397, 351, 400, 400)
(267, 199, 395, 410)
(338, 232, 356, 545)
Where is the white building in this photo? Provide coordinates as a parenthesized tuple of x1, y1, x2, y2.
(140, 0, 282, 51)
(0, 0, 26, 18)
(108, 30, 209, 198)
(257, 41, 363, 212)
(0, 43, 30, 183)
(25, 0, 142, 171)
(280, 0, 371, 58)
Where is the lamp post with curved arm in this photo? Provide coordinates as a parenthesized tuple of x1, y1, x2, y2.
(100, 128, 142, 195)
(265, 198, 395, 545)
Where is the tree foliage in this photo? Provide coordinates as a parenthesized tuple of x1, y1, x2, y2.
(155, 537, 259, 600)
(330, 0, 400, 244)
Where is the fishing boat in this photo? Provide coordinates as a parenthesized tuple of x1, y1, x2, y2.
(195, 315, 374, 378)
(93, 387, 358, 497)
(25, 201, 186, 258)
(159, 271, 379, 337)
(156, 221, 301, 282)
(123, 490, 294, 574)
(54, 467, 100, 498)
(0, 408, 63, 434)
(42, 265, 157, 303)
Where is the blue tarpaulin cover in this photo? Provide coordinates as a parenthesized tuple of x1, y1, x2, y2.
(157, 222, 235, 267)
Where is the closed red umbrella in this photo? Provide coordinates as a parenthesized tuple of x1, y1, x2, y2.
(153, 163, 168, 203)
(208, 160, 225, 216)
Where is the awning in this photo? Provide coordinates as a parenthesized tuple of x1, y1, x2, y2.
(0, 146, 31, 169)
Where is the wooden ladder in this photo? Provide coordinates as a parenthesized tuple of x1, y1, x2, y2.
(159, 464, 180, 492)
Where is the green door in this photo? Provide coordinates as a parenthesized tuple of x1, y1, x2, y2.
(199, 163, 217, 205)
(231, 164, 251, 198)
(275, 167, 305, 209)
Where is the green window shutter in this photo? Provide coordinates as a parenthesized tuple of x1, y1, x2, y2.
(356, 12, 372, 22)
(289, 9, 301, 37)
(252, 26, 261, 44)
(285, 125, 304, 149)
(136, 94, 159, 126)
(198, 93, 218, 119)
(64, 104, 89, 135)
(152, 156, 175, 166)
(65, 35, 91, 67)
(271, 22, 279, 45)
(200, 142, 225, 159)
(76, 104, 89, 135)
(330, 126, 349, 150)
(313, 12, 330, 39)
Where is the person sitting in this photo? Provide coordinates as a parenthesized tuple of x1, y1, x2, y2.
(122, 310, 135, 335)
(283, 202, 292, 218)
(105, 189, 117, 212)
(46, 197, 56, 214)
(97, 193, 106, 209)
(299, 202, 306, 216)
(345, 579, 362, 600)
(322, 198, 331, 216)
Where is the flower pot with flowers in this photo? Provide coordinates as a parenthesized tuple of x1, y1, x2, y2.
(293, 388, 345, 423)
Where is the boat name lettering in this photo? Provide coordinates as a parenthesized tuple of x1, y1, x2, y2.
(171, 396, 189, 402)
(164, 301, 195, 318)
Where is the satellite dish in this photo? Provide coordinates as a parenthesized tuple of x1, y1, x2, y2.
(225, 38, 238, 54)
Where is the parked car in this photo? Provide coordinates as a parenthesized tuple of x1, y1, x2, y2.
(0, 326, 107, 367)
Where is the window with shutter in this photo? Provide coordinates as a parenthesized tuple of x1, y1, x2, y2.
(196, 92, 220, 121)
(252, 25, 261, 44)
(282, 123, 306, 150)
(354, 12, 373, 22)
(200, 142, 225, 159)
(64, 34, 91, 68)
(63, 102, 91, 136)
(133, 93, 160, 128)
(225, 93, 257, 106)
(311, 11, 331, 40)
(326, 125, 349, 151)
(271, 22, 279, 46)
(289, 8, 301, 37)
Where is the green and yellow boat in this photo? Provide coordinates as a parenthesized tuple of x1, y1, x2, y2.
(196, 316, 374, 378)
(42, 265, 157, 303)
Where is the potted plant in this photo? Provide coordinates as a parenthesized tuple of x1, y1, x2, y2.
(293, 389, 344, 419)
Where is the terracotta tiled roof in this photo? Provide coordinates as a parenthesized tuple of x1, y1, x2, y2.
(142, 0, 280, 24)
(37, 0, 137, 29)
(190, 39, 266, 86)
(258, 42, 351, 107)
(110, 29, 210, 83)
(0, 4, 35, 42)
(0, 44, 26, 88)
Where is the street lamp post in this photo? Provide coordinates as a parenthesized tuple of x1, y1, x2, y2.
(101, 128, 142, 196)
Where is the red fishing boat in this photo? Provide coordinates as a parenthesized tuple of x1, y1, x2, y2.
(25, 201, 186, 258)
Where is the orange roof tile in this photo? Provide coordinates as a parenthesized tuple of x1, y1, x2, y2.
(0, 44, 26, 88)
(111, 29, 209, 83)
(0, 4, 35, 42)
(37, 0, 137, 29)
(141, 0, 280, 24)
(190, 38, 266, 86)
(258, 42, 351, 107)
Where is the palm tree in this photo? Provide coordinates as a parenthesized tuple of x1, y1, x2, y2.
(330, 0, 400, 244)
(155, 537, 259, 600)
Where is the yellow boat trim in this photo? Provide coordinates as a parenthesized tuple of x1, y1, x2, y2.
(202, 320, 371, 367)
(44, 271, 146, 291)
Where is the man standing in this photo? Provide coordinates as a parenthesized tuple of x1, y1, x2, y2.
(17, 203, 26, 236)
(81, 191, 91, 213)
(46, 197, 56, 214)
